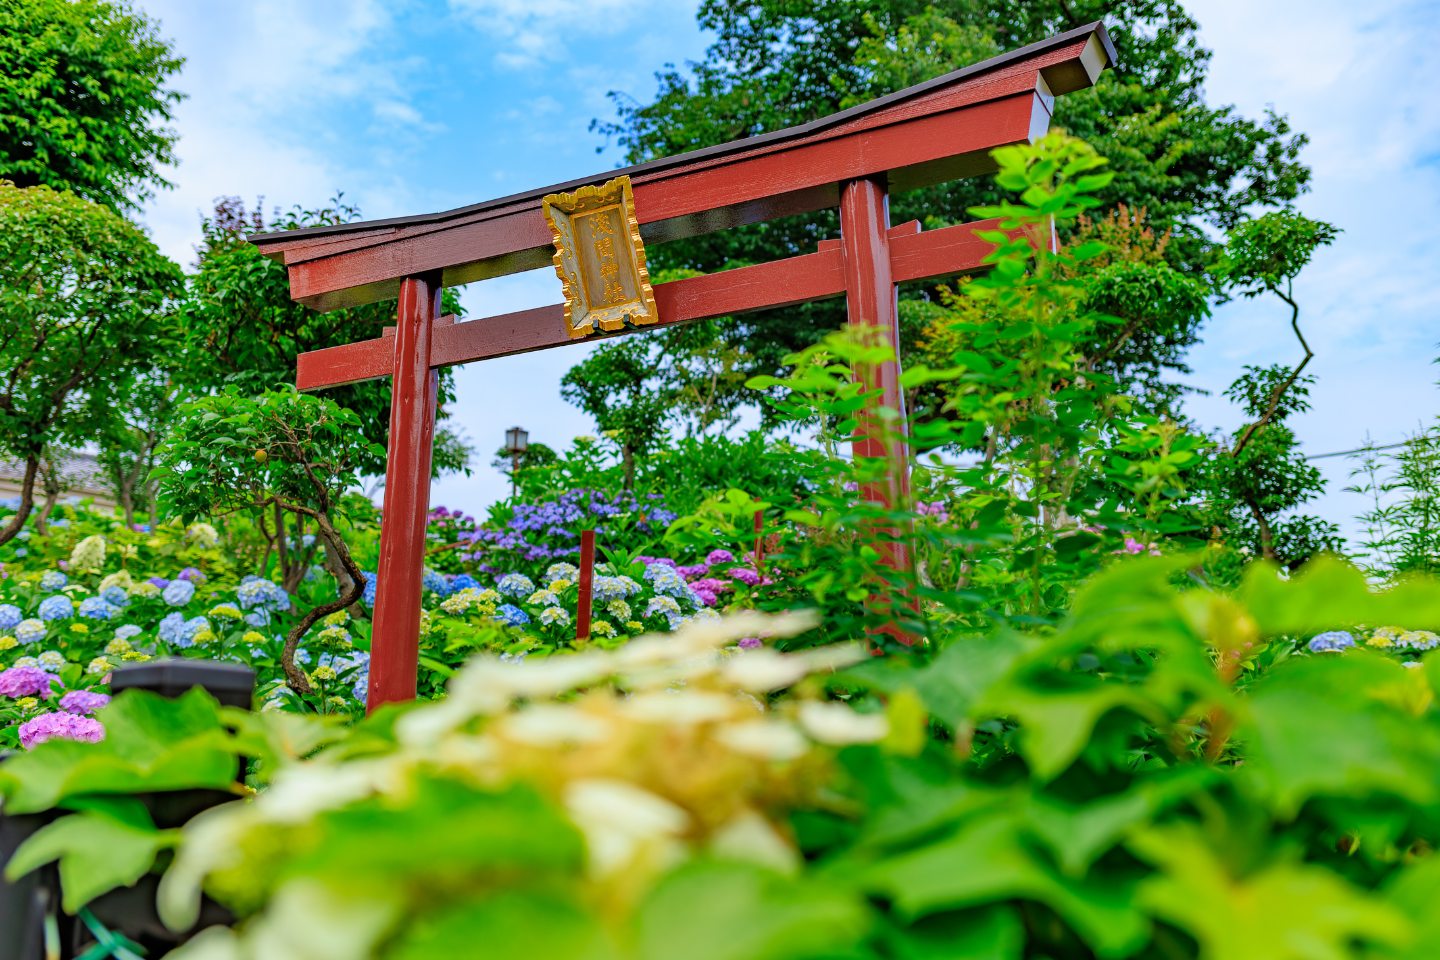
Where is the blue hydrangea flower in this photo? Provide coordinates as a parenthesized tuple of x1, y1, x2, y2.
(162, 579, 196, 607)
(0, 604, 20, 631)
(100, 585, 129, 607)
(493, 603, 530, 627)
(1308, 631, 1356, 653)
(15, 619, 45, 644)
(362, 573, 377, 606)
(237, 577, 290, 613)
(644, 564, 702, 605)
(497, 573, 535, 598)
(37, 650, 64, 673)
(39, 571, 67, 591)
(245, 609, 271, 628)
(449, 573, 479, 594)
(78, 596, 118, 620)
(545, 562, 579, 582)
(422, 569, 448, 595)
(114, 624, 142, 641)
(592, 575, 641, 602)
(159, 613, 210, 648)
(37, 595, 74, 621)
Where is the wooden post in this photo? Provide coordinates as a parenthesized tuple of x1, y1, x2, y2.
(576, 529, 595, 642)
(839, 177, 912, 578)
(367, 272, 441, 711)
(753, 509, 764, 575)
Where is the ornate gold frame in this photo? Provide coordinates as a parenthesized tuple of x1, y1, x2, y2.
(541, 175, 659, 339)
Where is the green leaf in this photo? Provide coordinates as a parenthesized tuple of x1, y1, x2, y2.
(0, 688, 243, 814)
(635, 860, 870, 960)
(1131, 823, 1408, 960)
(391, 892, 615, 960)
(857, 811, 1147, 956)
(5, 809, 176, 913)
(882, 906, 1023, 960)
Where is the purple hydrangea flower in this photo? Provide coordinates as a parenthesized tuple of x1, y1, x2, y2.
(0, 665, 58, 697)
(176, 567, 207, 583)
(18, 712, 105, 749)
(705, 549, 735, 565)
(148, 577, 171, 589)
(59, 690, 111, 715)
(737, 637, 762, 649)
(677, 564, 710, 580)
(729, 567, 762, 587)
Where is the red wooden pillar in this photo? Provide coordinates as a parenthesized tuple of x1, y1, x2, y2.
(576, 529, 595, 642)
(367, 272, 442, 711)
(839, 176, 912, 578)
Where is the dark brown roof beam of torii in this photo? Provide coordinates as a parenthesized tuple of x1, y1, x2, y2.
(250, 21, 1116, 314)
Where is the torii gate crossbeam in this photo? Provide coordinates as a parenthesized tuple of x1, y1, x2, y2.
(250, 22, 1116, 711)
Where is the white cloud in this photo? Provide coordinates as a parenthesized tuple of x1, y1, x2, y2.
(448, 0, 647, 68)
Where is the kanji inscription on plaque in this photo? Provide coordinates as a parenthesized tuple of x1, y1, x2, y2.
(542, 175, 659, 338)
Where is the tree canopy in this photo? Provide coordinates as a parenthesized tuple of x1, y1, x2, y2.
(591, 0, 1311, 423)
(0, 182, 182, 543)
(0, 0, 183, 209)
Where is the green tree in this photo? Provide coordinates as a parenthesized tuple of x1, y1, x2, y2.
(152, 388, 373, 696)
(0, 182, 182, 546)
(560, 338, 675, 489)
(592, 0, 1309, 421)
(0, 0, 183, 208)
(1197, 366, 1342, 567)
(181, 197, 470, 478)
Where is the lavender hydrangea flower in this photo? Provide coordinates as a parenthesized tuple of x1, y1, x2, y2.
(37, 595, 74, 621)
(1308, 631, 1356, 653)
(18, 712, 104, 749)
(78, 596, 118, 620)
(0, 603, 20, 631)
(705, 549, 735, 565)
(59, 690, 111, 715)
(176, 567, 207, 583)
(148, 577, 170, 589)
(0, 665, 58, 697)
(737, 637, 763, 649)
(676, 564, 710, 580)
(39, 571, 67, 591)
(162, 579, 196, 607)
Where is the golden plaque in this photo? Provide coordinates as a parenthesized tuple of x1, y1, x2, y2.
(542, 175, 659, 339)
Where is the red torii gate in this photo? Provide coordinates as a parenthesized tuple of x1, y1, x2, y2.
(250, 22, 1115, 710)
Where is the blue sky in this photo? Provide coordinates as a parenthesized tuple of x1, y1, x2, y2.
(134, 0, 1440, 537)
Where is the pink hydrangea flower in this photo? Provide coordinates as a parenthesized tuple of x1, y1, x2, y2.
(0, 666, 58, 698)
(59, 690, 111, 716)
(18, 712, 105, 750)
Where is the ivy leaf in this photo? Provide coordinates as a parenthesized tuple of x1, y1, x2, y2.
(4, 809, 177, 914)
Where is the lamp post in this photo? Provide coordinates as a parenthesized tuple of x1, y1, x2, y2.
(504, 426, 529, 499)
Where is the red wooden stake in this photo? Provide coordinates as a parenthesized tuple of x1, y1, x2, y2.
(366, 273, 442, 712)
(576, 529, 595, 643)
(753, 509, 764, 575)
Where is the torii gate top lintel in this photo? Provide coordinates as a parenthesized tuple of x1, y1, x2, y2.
(249, 22, 1116, 712)
(250, 21, 1114, 314)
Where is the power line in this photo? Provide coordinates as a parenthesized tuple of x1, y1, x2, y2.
(1305, 438, 1423, 461)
